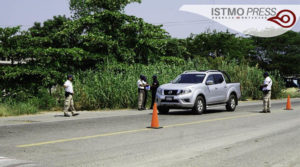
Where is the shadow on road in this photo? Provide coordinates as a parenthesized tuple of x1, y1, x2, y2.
(154, 109, 229, 116)
(54, 115, 65, 117)
(247, 110, 267, 113)
(150, 109, 266, 116)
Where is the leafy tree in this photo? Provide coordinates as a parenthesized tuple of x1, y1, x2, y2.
(0, 10, 169, 95)
(186, 31, 255, 63)
(0, 27, 38, 94)
(251, 31, 300, 75)
(62, 11, 169, 64)
(28, 15, 71, 48)
(0, 16, 91, 95)
(0, 26, 23, 64)
(69, 0, 141, 18)
(164, 38, 190, 59)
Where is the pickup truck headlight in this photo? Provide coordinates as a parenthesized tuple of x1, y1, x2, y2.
(180, 89, 192, 95)
(157, 88, 163, 95)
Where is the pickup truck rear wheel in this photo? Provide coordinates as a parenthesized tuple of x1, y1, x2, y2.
(226, 94, 237, 111)
(158, 107, 169, 114)
(193, 96, 206, 115)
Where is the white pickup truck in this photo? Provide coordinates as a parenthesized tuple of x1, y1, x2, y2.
(156, 70, 241, 114)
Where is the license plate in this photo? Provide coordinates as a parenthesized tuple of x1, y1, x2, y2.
(166, 97, 173, 101)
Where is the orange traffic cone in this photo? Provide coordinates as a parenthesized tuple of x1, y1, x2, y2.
(148, 103, 163, 129)
(285, 95, 293, 110)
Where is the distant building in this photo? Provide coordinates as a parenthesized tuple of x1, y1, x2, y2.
(0, 57, 32, 65)
(284, 75, 300, 88)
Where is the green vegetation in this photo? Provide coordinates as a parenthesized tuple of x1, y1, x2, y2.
(0, 100, 38, 117)
(283, 88, 300, 98)
(0, 89, 58, 116)
(49, 59, 284, 111)
(0, 0, 297, 116)
(69, 0, 141, 18)
(0, 58, 285, 115)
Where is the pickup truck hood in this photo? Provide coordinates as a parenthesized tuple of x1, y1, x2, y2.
(159, 83, 200, 90)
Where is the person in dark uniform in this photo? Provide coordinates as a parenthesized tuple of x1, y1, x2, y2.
(150, 75, 160, 109)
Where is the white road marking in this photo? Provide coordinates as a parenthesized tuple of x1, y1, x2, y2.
(0, 156, 37, 166)
(0, 156, 12, 162)
(0, 156, 9, 161)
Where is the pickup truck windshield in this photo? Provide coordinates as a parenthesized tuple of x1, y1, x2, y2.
(173, 74, 206, 84)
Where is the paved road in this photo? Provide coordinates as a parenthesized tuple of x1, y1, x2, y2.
(0, 99, 300, 167)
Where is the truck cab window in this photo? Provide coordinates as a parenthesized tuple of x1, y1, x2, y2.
(213, 74, 224, 84)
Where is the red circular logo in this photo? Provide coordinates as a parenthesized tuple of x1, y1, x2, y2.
(268, 10, 296, 28)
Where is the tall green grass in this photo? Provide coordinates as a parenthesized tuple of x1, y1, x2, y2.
(51, 59, 284, 110)
(283, 88, 300, 98)
(0, 98, 39, 117)
(0, 59, 285, 115)
(0, 89, 58, 116)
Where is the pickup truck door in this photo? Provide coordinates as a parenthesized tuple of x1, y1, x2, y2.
(214, 74, 228, 103)
(205, 75, 218, 104)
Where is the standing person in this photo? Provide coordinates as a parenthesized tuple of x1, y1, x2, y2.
(150, 75, 160, 109)
(260, 72, 273, 113)
(137, 75, 147, 110)
(63, 75, 79, 117)
(143, 76, 149, 110)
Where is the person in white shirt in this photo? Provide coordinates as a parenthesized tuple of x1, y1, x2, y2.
(261, 72, 273, 113)
(143, 76, 149, 109)
(63, 75, 79, 117)
(137, 75, 148, 110)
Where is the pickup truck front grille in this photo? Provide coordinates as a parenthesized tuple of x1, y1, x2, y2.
(161, 99, 179, 103)
(164, 90, 179, 95)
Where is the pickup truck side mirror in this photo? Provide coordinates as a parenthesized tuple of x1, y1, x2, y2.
(206, 80, 214, 85)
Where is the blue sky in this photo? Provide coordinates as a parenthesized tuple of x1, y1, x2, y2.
(1, 0, 300, 38)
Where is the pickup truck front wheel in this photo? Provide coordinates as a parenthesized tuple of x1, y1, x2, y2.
(158, 107, 169, 114)
(193, 96, 206, 115)
(226, 94, 237, 111)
